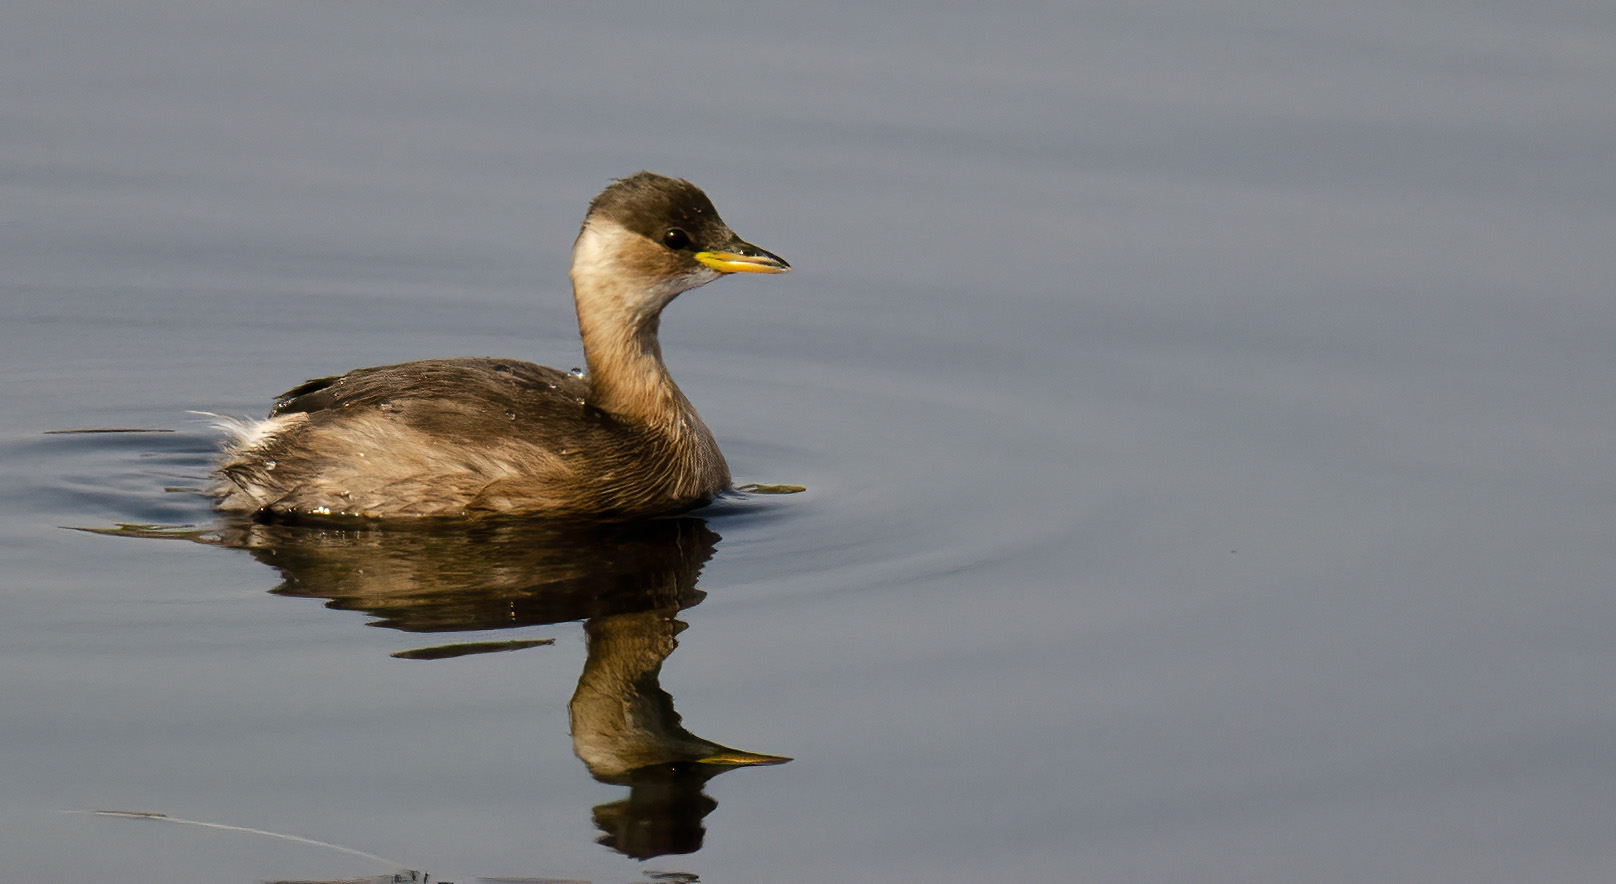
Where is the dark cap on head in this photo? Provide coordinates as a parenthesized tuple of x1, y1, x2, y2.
(585, 172, 733, 247)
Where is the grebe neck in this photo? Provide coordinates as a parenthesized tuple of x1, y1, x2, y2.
(577, 309, 696, 428)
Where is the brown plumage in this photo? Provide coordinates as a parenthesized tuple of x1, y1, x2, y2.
(213, 172, 788, 520)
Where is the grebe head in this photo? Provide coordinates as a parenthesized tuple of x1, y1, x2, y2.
(570, 172, 789, 321)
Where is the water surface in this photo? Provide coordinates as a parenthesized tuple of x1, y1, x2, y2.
(3, 2, 1615, 882)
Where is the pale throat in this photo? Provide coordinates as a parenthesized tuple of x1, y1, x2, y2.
(570, 224, 706, 427)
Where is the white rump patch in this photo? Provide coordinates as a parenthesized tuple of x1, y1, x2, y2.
(190, 411, 302, 451)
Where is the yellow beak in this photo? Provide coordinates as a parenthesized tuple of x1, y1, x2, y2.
(695, 240, 790, 274)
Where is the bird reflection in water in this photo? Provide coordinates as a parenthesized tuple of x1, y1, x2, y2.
(210, 514, 790, 859)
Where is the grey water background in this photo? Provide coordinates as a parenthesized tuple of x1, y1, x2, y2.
(3, 1, 1615, 881)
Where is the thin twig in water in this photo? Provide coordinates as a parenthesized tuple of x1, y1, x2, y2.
(73, 809, 410, 869)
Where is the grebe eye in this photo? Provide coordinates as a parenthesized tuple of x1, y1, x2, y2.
(662, 228, 691, 250)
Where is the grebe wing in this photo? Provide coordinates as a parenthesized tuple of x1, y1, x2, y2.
(268, 358, 583, 418)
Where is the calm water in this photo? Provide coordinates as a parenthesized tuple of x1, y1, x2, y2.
(4, 2, 1615, 882)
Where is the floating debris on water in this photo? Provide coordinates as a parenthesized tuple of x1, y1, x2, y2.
(391, 638, 556, 661)
(43, 427, 176, 434)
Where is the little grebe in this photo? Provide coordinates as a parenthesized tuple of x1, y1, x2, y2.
(213, 172, 788, 520)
